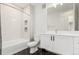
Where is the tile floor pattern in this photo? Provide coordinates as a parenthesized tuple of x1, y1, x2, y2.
(14, 48, 59, 55)
(31, 48, 59, 55)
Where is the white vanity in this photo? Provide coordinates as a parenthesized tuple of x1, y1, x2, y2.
(40, 3, 79, 55)
(39, 31, 79, 55)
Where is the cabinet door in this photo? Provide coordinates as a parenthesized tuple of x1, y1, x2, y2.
(74, 37, 79, 55)
(40, 34, 53, 51)
(53, 35, 73, 55)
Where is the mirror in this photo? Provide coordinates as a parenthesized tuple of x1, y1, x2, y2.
(47, 3, 76, 31)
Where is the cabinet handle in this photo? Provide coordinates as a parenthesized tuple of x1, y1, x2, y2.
(51, 36, 52, 41)
(53, 36, 55, 41)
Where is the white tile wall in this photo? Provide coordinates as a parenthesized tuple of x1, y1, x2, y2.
(1, 4, 32, 54)
(1, 4, 23, 41)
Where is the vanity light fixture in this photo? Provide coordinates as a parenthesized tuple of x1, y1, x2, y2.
(47, 3, 63, 8)
(52, 3, 63, 8)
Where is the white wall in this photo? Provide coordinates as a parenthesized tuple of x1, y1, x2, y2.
(34, 4, 47, 41)
(1, 4, 33, 54)
(0, 4, 2, 49)
(1, 4, 23, 41)
(23, 6, 32, 41)
(1, 3, 33, 42)
(30, 6, 35, 40)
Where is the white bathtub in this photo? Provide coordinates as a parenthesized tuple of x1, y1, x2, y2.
(2, 39, 29, 55)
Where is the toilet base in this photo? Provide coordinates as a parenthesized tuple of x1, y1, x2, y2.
(30, 47, 38, 54)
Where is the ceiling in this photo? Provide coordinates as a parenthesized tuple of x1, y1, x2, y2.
(47, 3, 73, 14)
(12, 3, 29, 8)
(11, 3, 73, 13)
(12, 3, 44, 8)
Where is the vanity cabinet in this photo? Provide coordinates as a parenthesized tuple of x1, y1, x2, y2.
(40, 34, 53, 51)
(53, 35, 73, 55)
(40, 34, 74, 55)
(74, 37, 79, 55)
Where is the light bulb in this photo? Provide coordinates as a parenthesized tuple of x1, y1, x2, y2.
(47, 3, 63, 8)
(60, 3, 63, 5)
(52, 4, 57, 8)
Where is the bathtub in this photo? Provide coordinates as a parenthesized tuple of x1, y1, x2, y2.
(2, 39, 29, 55)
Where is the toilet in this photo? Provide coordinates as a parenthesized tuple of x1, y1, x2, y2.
(27, 36, 40, 54)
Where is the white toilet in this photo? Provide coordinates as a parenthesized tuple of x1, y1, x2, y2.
(27, 36, 40, 54)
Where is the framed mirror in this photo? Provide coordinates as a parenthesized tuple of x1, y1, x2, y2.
(46, 3, 79, 31)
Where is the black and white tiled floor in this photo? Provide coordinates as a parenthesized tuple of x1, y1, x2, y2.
(14, 48, 59, 55)
(31, 48, 59, 55)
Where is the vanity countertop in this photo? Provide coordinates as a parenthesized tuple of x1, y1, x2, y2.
(40, 31, 79, 37)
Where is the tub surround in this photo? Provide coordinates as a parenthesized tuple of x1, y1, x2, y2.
(1, 3, 32, 55)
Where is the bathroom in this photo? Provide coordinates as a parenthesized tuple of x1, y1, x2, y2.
(0, 3, 79, 55)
